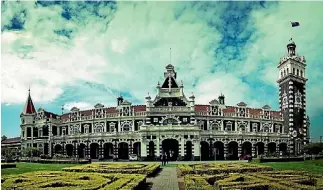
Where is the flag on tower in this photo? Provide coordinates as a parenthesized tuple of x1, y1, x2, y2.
(291, 21, 300, 27)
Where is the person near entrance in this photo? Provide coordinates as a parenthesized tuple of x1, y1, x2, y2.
(162, 152, 167, 166)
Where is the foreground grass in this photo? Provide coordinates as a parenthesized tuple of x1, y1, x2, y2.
(1, 162, 80, 176)
(257, 159, 323, 175)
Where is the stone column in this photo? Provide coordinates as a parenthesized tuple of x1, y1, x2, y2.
(276, 144, 280, 156)
(99, 140, 103, 159)
(85, 140, 90, 158)
(264, 143, 268, 156)
(209, 139, 213, 160)
(252, 143, 256, 157)
(62, 142, 66, 155)
(238, 142, 242, 157)
(140, 140, 147, 160)
(113, 140, 118, 158)
(181, 137, 185, 158)
(224, 143, 228, 160)
(194, 140, 200, 161)
(73, 141, 77, 157)
(129, 140, 133, 155)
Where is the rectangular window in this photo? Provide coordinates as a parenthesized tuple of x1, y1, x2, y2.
(153, 118, 158, 123)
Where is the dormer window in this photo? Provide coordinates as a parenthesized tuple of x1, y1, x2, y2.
(225, 122, 232, 131)
(109, 122, 116, 133)
(252, 123, 258, 132)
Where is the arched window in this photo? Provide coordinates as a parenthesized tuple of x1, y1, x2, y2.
(283, 70, 286, 76)
(300, 70, 303, 77)
(123, 124, 130, 131)
(281, 71, 283, 78)
(211, 123, 219, 131)
(297, 69, 299, 76)
(163, 118, 178, 125)
(287, 68, 289, 74)
(293, 68, 295, 75)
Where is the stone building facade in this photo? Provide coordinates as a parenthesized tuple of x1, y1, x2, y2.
(20, 40, 310, 160)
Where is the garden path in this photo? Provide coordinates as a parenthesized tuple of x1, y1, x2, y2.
(146, 167, 179, 190)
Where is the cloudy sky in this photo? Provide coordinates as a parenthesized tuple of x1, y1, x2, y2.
(1, 1, 323, 139)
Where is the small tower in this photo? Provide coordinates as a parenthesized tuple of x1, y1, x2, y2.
(218, 94, 225, 105)
(277, 39, 308, 155)
(20, 88, 36, 141)
(117, 94, 124, 106)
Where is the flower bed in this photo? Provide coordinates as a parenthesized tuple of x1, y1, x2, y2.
(177, 163, 273, 176)
(1, 171, 146, 190)
(1, 163, 16, 169)
(183, 170, 323, 190)
(63, 163, 160, 176)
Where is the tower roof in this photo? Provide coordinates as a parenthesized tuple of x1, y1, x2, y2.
(22, 89, 36, 114)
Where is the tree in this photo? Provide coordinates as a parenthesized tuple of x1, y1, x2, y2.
(303, 142, 323, 155)
(21, 147, 41, 157)
(1, 135, 7, 141)
(1, 148, 14, 161)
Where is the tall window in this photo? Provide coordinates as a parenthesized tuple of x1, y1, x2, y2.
(287, 68, 289, 74)
(297, 69, 299, 76)
(293, 68, 295, 75)
(300, 70, 303, 77)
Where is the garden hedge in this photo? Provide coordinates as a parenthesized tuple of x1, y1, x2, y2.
(1, 171, 146, 190)
(63, 163, 160, 176)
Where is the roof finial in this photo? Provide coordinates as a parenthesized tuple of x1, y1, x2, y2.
(170, 48, 172, 63)
(28, 84, 30, 94)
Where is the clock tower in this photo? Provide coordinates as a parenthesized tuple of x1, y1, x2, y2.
(277, 39, 309, 155)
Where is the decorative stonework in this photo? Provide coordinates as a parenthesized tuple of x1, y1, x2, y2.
(121, 121, 133, 132)
(282, 91, 288, 110)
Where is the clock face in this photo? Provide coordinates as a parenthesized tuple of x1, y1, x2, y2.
(213, 107, 218, 114)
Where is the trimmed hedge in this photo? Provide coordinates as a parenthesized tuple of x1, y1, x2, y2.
(183, 170, 323, 190)
(177, 163, 273, 176)
(63, 163, 160, 176)
(1, 163, 16, 169)
(19, 158, 90, 164)
(1, 171, 146, 190)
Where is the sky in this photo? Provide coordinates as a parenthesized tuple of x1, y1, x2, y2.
(1, 1, 323, 140)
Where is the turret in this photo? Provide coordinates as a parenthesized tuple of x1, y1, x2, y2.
(117, 94, 124, 106)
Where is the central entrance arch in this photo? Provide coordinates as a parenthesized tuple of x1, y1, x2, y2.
(162, 139, 179, 161)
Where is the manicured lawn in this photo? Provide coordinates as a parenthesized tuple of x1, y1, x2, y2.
(1, 162, 81, 176)
(257, 159, 323, 174)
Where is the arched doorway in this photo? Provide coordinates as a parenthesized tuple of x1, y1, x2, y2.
(228, 141, 238, 160)
(267, 142, 276, 156)
(185, 141, 193, 161)
(133, 142, 141, 156)
(255, 142, 265, 156)
(213, 141, 224, 160)
(66, 144, 74, 157)
(77, 143, 86, 158)
(162, 139, 179, 161)
(54, 144, 62, 155)
(103, 143, 113, 159)
(118, 142, 129, 160)
(148, 141, 155, 161)
(279, 143, 288, 156)
(90, 143, 99, 159)
(242, 142, 252, 156)
(200, 141, 209, 161)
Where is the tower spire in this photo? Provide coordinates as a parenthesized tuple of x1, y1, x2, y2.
(170, 48, 172, 63)
(22, 88, 36, 115)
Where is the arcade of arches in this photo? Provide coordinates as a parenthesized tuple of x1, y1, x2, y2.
(52, 140, 288, 160)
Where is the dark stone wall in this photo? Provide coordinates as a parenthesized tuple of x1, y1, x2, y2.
(279, 80, 290, 133)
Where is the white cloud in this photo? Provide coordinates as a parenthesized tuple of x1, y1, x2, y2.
(64, 102, 93, 111)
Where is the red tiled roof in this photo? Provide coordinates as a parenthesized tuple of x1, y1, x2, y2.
(105, 107, 118, 113)
(22, 92, 36, 114)
(194, 105, 210, 111)
(223, 106, 235, 113)
(80, 110, 92, 116)
(132, 105, 146, 112)
(194, 105, 281, 119)
(1, 137, 21, 144)
(61, 113, 70, 120)
(247, 108, 263, 117)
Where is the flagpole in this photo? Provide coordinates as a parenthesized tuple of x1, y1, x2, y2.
(289, 21, 293, 41)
